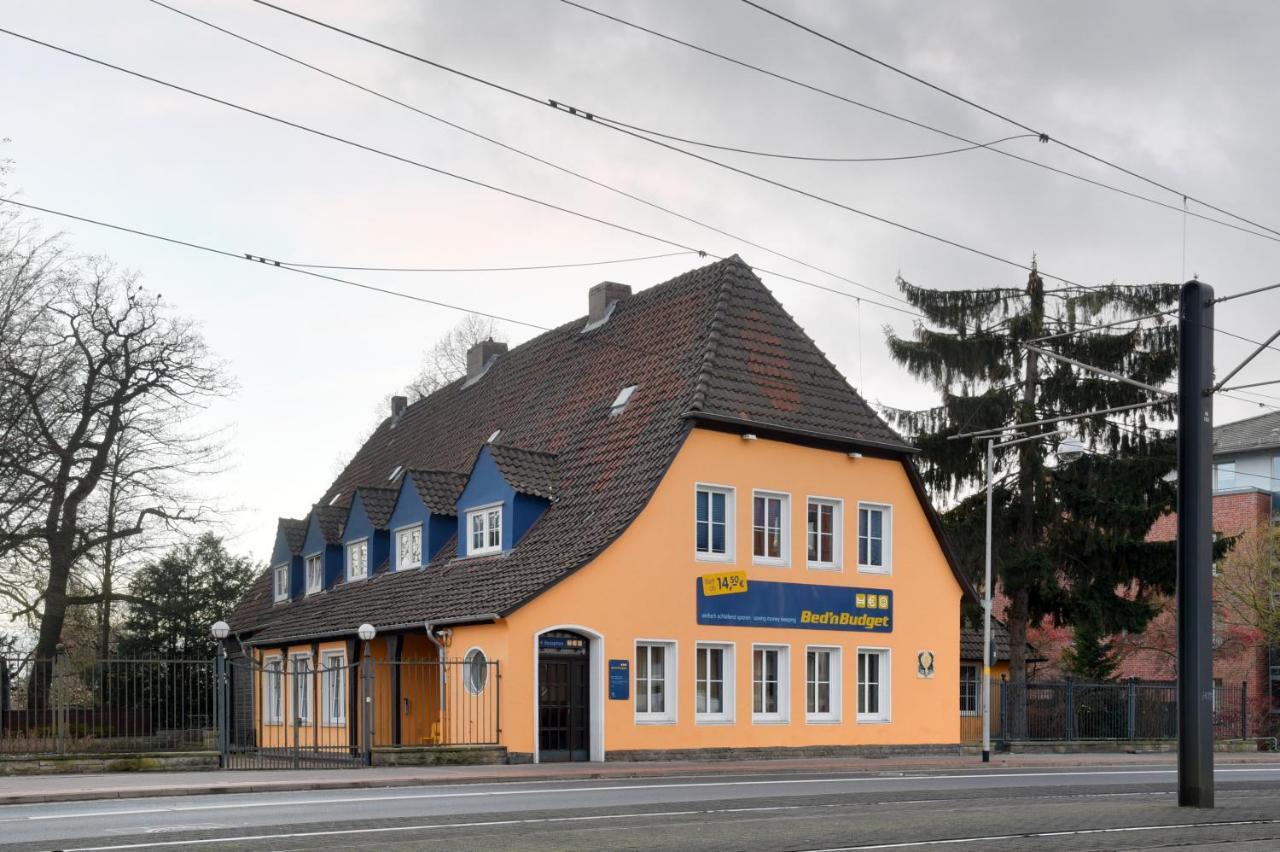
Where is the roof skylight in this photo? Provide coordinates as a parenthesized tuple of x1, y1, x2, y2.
(388, 465, 403, 482)
(488, 429, 502, 443)
(609, 385, 638, 417)
(328, 492, 342, 506)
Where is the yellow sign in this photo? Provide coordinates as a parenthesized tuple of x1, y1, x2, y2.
(701, 570, 749, 597)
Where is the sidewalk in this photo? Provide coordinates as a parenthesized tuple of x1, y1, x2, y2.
(1, 751, 1277, 806)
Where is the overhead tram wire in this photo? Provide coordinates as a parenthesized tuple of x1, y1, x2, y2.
(143, 0, 917, 313)
(553, 0, 1280, 246)
(274, 250, 698, 273)
(737, 0, 1280, 241)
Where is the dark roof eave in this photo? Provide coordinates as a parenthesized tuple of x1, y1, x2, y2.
(242, 613, 501, 647)
(684, 411, 917, 456)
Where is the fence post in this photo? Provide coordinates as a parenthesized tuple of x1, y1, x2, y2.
(362, 642, 373, 767)
(1065, 678, 1075, 741)
(1240, 681, 1248, 740)
(999, 676, 1008, 745)
(53, 647, 68, 755)
(1127, 678, 1137, 740)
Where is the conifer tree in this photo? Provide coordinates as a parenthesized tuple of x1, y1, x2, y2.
(885, 266, 1180, 708)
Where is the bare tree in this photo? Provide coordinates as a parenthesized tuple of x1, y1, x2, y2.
(0, 220, 230, 697)
(1216, 523, 1280, 651)
(404, 313, 504, 399)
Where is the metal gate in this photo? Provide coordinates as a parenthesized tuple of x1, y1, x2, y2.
(216, 651, 366, 769)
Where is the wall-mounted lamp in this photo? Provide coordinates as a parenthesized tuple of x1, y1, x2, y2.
(848, 452, 863, 459)
(742, 433, 758, 441)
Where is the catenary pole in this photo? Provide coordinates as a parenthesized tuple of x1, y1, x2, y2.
(1177, 279, 1214, 808)
(982, 437, 994, 763)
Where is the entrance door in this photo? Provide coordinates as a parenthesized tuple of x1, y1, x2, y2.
(538, 631, 590, 762)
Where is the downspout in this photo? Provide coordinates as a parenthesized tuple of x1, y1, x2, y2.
(424, 621, 447, 743)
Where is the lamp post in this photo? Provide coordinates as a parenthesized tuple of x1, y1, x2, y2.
(210, 620, 230, 766)
(357, 623, 376, 765)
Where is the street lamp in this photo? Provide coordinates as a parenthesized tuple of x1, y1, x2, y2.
(357, 624, 376, 765)
(357, 623, 376, 641)
(210, 620, 230, 641)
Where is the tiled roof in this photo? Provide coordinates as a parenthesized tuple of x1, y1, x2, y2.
(961, 619, 1043, 663)
(280, 518, 306, 555)
(314, 504, 346, 545)
(489, 444, 559, 500)
(407, 470, 468, 516)
(1214, 411, 1280, 455)
(355, 486, 398, 530)
(231, 257, 954, 644)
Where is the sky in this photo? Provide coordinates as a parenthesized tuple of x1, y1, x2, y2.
(4, 0, 1279, 560)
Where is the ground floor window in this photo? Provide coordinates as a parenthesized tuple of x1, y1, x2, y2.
(806, 647, 840, 722)
(320, 651, 346, 725)
(753, 645, 788, 722)
(291, 653, 312, 725)
(696, 643, 733, 722)
(960, 664, 978, 716)
(263, 656, 283, 724)
(1271, 645, 1280, 714)
(464, 648, 489, 694)
(635, 641, 675, 722)
(858, 648, 890, 722)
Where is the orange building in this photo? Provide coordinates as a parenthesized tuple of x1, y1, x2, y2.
(229, 258, 975, 763)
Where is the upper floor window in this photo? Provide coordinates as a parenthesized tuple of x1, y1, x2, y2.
(346, 539, 369, 582)
(752, 492, 789, 566)
(467, 504, 503, 556)
(807, 498, 841, 569)
(635, 641, 675, 723)
(272, 564, 289, 603)
(1213, 461, 1237, 491)
(395, 524, 422, 570)
(858, 503, 892, 573)
(696, 485, 734, 561)
(305, 554, 324, 595)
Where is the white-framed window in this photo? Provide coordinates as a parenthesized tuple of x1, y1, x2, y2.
(752, 644, 789, 723)
(806, 646, 841, 723)
(857, 648, 891, 723)
(394, 524, 423, 570)
(695, 643, 734, 723)
(320, 651, 347, 725)
(1213, 460, 1236, 491)
(857, 503, 892, 573)
(272, 564, 289, 603)
(290, 653, 312, 725)
(466, 504, 503, 556)
(263, 655, 283, 724)
(464, 648, 489, 694)
(752, 491, 789, 566)
(635, 640, 676, 723)
(305, 554, 324, 595)
(345, 538, 369, 582)
(695, 484, 734, 561)
(806, 498, 842, 569)
(960, 664, 978, 716)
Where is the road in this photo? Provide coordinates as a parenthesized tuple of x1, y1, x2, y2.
(3, 764, 1280, 850)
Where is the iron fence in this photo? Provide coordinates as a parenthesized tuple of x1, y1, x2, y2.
(370, 659, 500, 747)
(994, 679, 1249, 742)
(0, 655, 215, 755)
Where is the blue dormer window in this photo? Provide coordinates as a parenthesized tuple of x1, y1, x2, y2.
(272, 564, 289, 603)
(467, 504, 503, 556)
(305, 554, 324, 594)
(346, 539, 369, 582)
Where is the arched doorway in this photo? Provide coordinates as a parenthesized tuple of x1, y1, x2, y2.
(537, 630, 591, 762)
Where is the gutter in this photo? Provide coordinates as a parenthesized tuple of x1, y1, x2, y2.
(243, 613, 500, 647)
(682, 410, 918, 455)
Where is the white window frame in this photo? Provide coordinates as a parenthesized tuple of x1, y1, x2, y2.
(694, 642, 735, 724)
(304, 553, 324, 595)
(272, 564, 289, 603)
(1213, 460, 1237, 491)
(345, 538, 369, 582)
(290, 652, 313, 725)
(751, 643, 790, 724)
(751, 490, 790, 567)
(634, 639, 677, 724)
(394, 523, 423, 571)
(262, 655, 283, 725)
(806, 496, 843, 571)
(466, 502, 504, 556)
(960, 663, 979, 716)
(694, 483, 735, 563)
(320, 650, 347, 726)
(857, 647, 891, 723)
(805, 645, 842, 724)
(857, 502, 892, 574)
(463, 647, 489, 694)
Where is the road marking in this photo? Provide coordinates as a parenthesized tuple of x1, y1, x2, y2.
(16, 767, 1280, 822)
(55, 811, 1280, 850)
(798, 818, 1280, 850)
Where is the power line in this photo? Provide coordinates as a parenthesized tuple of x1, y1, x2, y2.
(274, 251, 698, 273)
(554, 0, 1280, 246)
(144, 0, 916, 311)
(737, 0, 1280, 241)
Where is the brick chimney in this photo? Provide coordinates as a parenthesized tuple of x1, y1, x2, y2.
(466, 339, 508, 384)
(588, 281, 631, 326)
(390, 395, 408, 420)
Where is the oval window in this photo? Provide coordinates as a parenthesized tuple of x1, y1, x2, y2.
(464, 648, 488, 694)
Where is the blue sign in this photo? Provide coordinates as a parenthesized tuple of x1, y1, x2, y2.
(608, 659, 630, 700)
(696, 579, 893, 632)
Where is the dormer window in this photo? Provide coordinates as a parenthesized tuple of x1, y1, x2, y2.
(272, 564, 289, 603)
(395, 524, 422, 570)
(305, 554, 324, 594)
(346, 539, 369, 582)
(467, 504, 503, 556)
(610, 385, 638, 416)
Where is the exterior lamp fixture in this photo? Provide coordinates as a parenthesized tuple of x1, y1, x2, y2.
(357, 623, 377, 641)
(210, 620, 230, 641)
(848, 452, 863, 459)
(1056, 437, 1087, 464)
(741, 433, 758, 441)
